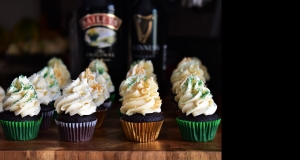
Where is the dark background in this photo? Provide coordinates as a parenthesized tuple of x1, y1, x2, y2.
(0, 0, 221, 107)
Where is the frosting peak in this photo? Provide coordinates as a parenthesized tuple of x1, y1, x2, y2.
(48, 57, 71, 90)
(79, 68, 109, 106)
(29, 73, 52, 105)
(88, 60, 114, 93)
(38, 66, 61, 101)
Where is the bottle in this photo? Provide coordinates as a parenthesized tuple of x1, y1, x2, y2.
(130, 0, 168, 95)
(76, 0, 127, 85)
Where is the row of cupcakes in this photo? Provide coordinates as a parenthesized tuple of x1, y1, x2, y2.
(0, 58, 115, 141)
(170, 57, 221, 142)
(118, 59, 164, 143)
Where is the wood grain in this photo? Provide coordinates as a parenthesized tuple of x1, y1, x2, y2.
(0, 90, 222, 160)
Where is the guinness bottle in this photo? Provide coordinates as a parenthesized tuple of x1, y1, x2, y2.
(76, 0, 127, 85)
(130, 0, 168, 94)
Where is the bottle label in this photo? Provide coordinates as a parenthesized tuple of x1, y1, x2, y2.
(133, 14, 153, 44)
(79, 13, 122, 31)
(84, 27, 116, 48)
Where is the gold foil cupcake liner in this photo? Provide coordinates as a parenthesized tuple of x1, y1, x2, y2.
(120, 118, 164, 143)
(95, 109, 107, 129)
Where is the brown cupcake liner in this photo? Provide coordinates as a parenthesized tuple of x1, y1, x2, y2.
(55, 119, 97, 142)
(40, 110, 55, 130)
(120, 118, 164, 143)
(94, 109, 107, 129)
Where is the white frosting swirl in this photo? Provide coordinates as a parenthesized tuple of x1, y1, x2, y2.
(126, 64, 146, 78)
(171, 60, 205, 94)
(177, 57, 210, 81)
(94, 72, 110, 101)
(48, 57, 72, 90)
(130, 60, 156, 80)
(0, 86, 5, 112)
(1, 75, 40, 117)
(120, 77, 162, 116)
(88, 59, 108, 73)
(79, 68, 109, 106)
(38, 66, 61, 101)
(88, 59, 115, 93)
(175, 75, 217, 117)
(29, 73, 52, 105)
(119, 74, 146, 98)
(54, 78, 96, 116)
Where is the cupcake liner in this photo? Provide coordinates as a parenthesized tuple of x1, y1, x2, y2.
(176, 117, 221, 142)
(95, 110, 107, 129)
(109, 93, 115, 102)
(40, 110, 55, 130)
(55, 119, 97, 142)
(0, 117, 42, 141)
(52, 111, 58, 120)
(103, 101, 112, 109)
(120, 118, 164, 143)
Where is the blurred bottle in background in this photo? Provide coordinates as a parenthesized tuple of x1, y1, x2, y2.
(70, 0, 128, 85)
(129, 0, 168, 95)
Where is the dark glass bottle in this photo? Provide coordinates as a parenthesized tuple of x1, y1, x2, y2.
(130, 0, 168, 95)
(76, 0, 127, 85)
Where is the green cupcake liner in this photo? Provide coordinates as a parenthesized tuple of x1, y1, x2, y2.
(0, 117, 42, 141)
(176, 117, 221, 142)
(109, 93, 115, 102)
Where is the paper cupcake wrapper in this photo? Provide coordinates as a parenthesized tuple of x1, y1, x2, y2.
(176, 117, 221, 142)
(52, 111, 58, 120)
(103, 101, 112, 109)
(40, 110, 55, 130)
(120, 119, 164, 143)
(55, 119, 97, 142)
(95, 110, 107, 129)
(0, 117, 42, 141)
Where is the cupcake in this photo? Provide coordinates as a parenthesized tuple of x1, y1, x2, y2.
(47, 57, 72, 90)
(54, 77, 97, 142)
(175, 75, 221, 142)
(0, 75, 42, 141)
(120, 76, 164, 143)
(88, 59, 115, 108)
(79, 68, 109, 129)
(38, 66, 61, 120)
(0, 86, 5, 112)
(28, 73, 53, 129)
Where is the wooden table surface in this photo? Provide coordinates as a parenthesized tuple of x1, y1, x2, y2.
(0, 91, 222, 160)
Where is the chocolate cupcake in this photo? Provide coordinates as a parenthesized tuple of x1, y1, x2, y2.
(88, 59, 115, 109)
(175, 75, 221, 142)
(0, 75, 42, 141)
(37, 66, 61, 126)
(54, 77, 97, 142)
(120, 76, 164, 143)
(79, 68, 110, 129)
